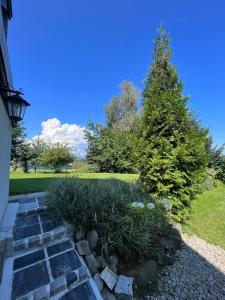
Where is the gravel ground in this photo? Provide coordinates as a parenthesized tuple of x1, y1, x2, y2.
(150, 234, 225, 300)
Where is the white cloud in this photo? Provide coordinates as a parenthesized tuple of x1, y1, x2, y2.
(33, 118, 87, 158)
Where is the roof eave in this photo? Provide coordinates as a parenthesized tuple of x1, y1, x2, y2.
(6, 0, 12, 19)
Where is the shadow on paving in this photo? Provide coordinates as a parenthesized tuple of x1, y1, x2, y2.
(9, 177, 225, 299)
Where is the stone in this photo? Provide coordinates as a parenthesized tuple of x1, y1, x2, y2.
(126, 260, 158, 286)
(95, 256, 102, 269)
(87, 230, 98, 249)
(49, 250, 81, 279)
(160, 238, 176, 254)
(13, 249, 45, 271)
(12, 239, 26, 252)
(93, 272, 104, 292)
(78, 265, 89, 281)
(65, 223, 74, 236)
(15, 215, 39, 228)
(14, 223, 41, 240)
(28, 235, 40, 248)
(100, 267, 118, 290)
(108, 255, 118, 265)
(157, 250, 176, 266)
(0, 237, 6, 253)
(50, 275, 67, 296)
(54, 227, 66, 239)
(109, 263, 117, 273)
(114, 275, 134, 300)
(59, 281, 98, 300)
(66, 271, 78, 287)
(74, 230, 85, 242)
(84, 254, 99, 275)
(47, 240, 73, 257)
(97, 255, 108, 269)
(76, 240, 91, 256)
(33, 286, 48, 300)
(101, 287, 116, 300)
(167, 227, 182, 250)
(12, 261, 50, 299)
(42, 232, 51, 244)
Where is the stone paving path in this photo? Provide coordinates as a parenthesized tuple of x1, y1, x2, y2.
(149, 234, 225, 300)
(0, 194, 102, 300)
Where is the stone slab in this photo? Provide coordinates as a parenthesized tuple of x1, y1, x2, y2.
(14, 223, 41, 241)
(59, 281, 97, 300)
(49, 250, 81, 279)
(13, 249, 45, 270)
(100, 267, 117, 290)
(114, 275, 134, 300)
(12, 261, 50, 299)
(19, 198, 36, 204)
(41, 218, 64, 233)
(47, 240, 73, 257)
(15, 215, 39, 228)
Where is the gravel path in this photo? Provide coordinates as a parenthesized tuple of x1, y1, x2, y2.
(150, 234, 225, 300)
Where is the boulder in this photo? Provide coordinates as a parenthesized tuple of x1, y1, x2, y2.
(114, 275, 134, 300)
(167, 226, 182, 250)
(126, 260, 158, 286)
(160, 238, 176, 254)
(93, 272, 104, 292)
(76, 240, 91, 256)
(96, 255, 108, 269)
(74, 230, 84, 242)
(157, 249, 176, 266)
(84, 254, 99, 275)
(87, 230, 98, 249)
(100, 267, 118, 290)
(101, 287, 116, 300)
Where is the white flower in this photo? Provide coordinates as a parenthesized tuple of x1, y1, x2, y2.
(147, 203, 155, 209)
(162, 198, 171, 208)
(131, 202, 144, 209)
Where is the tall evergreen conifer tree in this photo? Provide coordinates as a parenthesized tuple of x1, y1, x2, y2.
(140, 27, 208, 221)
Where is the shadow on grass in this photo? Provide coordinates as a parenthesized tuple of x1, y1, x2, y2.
(9, 176, 135, 195)
(9, 177, 56, 195)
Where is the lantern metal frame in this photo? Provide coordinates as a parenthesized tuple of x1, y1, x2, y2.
(0, 86, 30, 127)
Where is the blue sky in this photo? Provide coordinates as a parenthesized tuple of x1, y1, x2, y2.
(8, 0, 225, 148)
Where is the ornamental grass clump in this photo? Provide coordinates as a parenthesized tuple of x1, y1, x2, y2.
(47, 177, 169, 263)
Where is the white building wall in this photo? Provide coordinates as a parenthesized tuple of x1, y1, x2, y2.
(0, 1, 13, 224)
(0, 97, 11, 223)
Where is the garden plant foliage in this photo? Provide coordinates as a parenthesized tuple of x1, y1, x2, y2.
(47, 177, 168, 262)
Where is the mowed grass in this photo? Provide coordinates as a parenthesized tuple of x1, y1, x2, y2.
(183, 180, 225, 250)
(9, 169, 138, 195)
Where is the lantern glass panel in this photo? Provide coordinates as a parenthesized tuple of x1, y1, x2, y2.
(12, 102, 21, 118)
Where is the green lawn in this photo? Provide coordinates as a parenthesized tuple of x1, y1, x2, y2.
(9, 169, 138, 195)
(183, 180, 225, 250)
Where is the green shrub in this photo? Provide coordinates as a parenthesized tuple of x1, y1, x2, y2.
(139, 27, 208, 222)
(46, 177, 168, 263)
(216, 158, 225, 183)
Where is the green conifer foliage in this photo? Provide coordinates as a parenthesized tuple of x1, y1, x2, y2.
(140, 27, 209, 221)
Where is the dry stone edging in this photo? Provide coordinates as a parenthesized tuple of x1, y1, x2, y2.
(74, 229, 135, 300)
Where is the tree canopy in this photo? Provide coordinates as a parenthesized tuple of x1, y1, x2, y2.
(139, 27, 209, 221)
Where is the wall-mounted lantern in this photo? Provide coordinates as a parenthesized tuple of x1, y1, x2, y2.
(0, 86, 30, 127)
